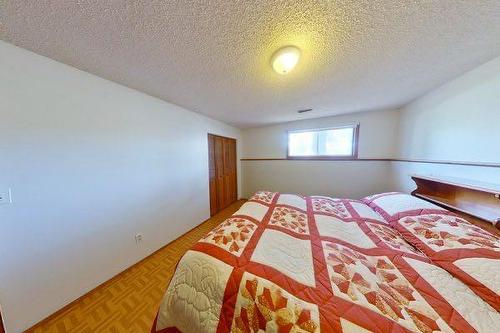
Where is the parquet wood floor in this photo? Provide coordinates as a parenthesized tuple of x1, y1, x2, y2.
(25, 200, 245, 333)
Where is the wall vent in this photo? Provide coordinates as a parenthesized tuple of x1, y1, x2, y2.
(297, 108, 313, 113)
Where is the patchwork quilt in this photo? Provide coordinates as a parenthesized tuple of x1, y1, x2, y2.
(363, 192, 500, 311)
(152, 192, 500, 333)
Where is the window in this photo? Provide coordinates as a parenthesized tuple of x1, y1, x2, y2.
(287, 125, 359, 159)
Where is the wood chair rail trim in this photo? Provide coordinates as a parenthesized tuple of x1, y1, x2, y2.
(240, 157, 500, 168)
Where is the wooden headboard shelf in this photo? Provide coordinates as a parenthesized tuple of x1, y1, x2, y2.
(411, 175, 500, 235)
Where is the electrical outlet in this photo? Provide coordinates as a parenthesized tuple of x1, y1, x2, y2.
(0, 189, 12, 205)
(135, 234, 143, 244)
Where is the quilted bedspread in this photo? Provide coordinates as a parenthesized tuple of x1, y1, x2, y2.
(152, 192, 500, 333)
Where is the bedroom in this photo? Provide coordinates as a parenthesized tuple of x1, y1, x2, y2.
(0, 1, 499, 333)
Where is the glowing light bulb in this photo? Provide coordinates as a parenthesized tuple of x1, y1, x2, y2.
(271, 46, 301, 75)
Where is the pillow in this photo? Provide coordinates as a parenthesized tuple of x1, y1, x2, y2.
(362, 192, 447, 221)
(363, 192, 500, 310)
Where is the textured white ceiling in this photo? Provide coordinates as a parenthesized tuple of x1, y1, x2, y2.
(1, 1, 499, 128)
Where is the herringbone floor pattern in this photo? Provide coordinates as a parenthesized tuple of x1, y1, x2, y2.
(26, 200, 245, 333)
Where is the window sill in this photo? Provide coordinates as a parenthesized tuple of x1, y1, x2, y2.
(286, 155, 359, 161)
(240, 157, 393, 161)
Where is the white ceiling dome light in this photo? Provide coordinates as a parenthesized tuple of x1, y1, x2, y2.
(271, 46, 301, 75)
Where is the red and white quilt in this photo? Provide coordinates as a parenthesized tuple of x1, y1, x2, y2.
(152, 192, 500, 333)
(363, 192, 500, 311)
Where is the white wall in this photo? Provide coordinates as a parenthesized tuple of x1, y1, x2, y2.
(391, 162, 500, 193)
(242, 109, 400, 159)
(0, 41, 241, 333)
(241, 110, 400, 198)
(242, 160, 394, 199)
(392, 55, 500, 192)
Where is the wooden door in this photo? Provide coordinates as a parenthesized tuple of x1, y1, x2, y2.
(208, 134, 237, 215)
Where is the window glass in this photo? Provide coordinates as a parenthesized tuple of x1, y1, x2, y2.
(288, 126, 357, 158)
(317, 127, 354, 156)
(288, 131, 316, 156)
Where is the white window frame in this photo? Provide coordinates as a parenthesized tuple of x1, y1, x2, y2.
(286, 124, 360, 160)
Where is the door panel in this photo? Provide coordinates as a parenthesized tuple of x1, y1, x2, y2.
(208, 134, 237, 215)
(230, 139, 237, 202)
(223, 138, 231, 208)
(208, 135, 218, 216)
(214, 136, 225, 210)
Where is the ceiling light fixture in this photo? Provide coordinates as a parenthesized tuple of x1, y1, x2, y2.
(271, 46, 301, 75)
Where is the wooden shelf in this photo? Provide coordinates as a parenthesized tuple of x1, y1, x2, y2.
(412, 175, 500, 195)
(411, 175, 500, 234)
(414, 193, 499, 223)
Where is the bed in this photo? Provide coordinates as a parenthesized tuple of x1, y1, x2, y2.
(151, 191, 500, 333)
